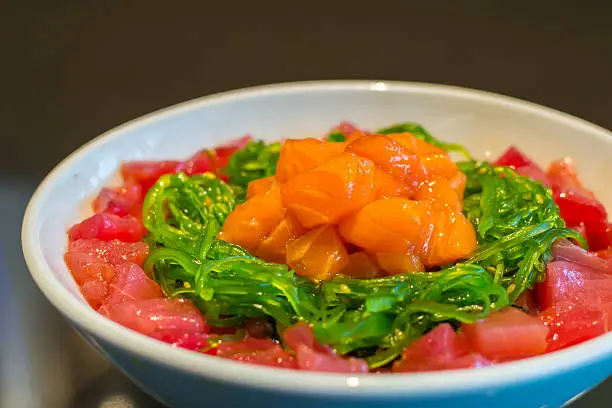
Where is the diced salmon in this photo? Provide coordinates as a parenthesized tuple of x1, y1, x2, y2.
(256, 213, 308, 264)
(386, 132, 445, 156)
(423, 205, 477, 267)
(415, 178, 462, 211)
(275, 138, 346, 183)
(448, 171, 467, 201)
(420, 153, 459, 179)
(373, 168, 411, 200)
(340, 252, 381, 279)
(219, 184, 286, 253)
(373, 251, 424, 275)
(281, 153, 376, 228)
(345, 129, 367, 143)
(346, 135, 427, 192)
(286, 225, 349, 281)
(246, 176, 276, 199)
(338, 198, 434, 254)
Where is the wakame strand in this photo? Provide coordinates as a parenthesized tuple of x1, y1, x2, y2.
(310, 264, 508, 363)
(223, 140, 282, 199)
(460, 160, 587, 301)
(142, 172, 237, 256)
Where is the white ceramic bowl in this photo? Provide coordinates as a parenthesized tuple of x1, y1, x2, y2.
(22, 81, 612, 408)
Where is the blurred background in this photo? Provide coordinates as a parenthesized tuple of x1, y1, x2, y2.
(1, 2, 611, 407)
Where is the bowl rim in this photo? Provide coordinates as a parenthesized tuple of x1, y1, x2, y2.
(22, 80, 612, 397)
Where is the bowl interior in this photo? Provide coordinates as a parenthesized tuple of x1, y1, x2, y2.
(23, 81, 612, 393)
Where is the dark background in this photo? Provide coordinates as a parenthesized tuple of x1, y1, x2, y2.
(1, 2, 611, 407)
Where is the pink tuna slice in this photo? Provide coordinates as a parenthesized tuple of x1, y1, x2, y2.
(224, 345, 297, 369)
(537, 261, 612, 310)
(68, 214, 146, 242)
(150, 331, 211, 351)
(216, 337, 279, 356)
(80, 279, 109, 309)
(296, 344, 368, 373)
(66, 239, 149, 267)
(552, 239, 612, 273)
(282, 322, 335, 354)
(107, 263, 163, 306)
(515, 165, 551, 187)
(444, 353, 492, 369)
(105, 298, 209, 337)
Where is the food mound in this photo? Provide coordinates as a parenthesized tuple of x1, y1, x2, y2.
(64, 121, 612, 373)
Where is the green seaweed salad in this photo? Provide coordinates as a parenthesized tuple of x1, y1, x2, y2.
(141, 123, 584, 368)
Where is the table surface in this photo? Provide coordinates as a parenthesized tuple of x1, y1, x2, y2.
(1, 2, 611, 407)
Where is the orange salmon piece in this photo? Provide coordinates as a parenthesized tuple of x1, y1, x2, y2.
(256, 213, 307, 264)
(422, 205, 477, 268)
(218, 185, 286, 253)
(421, 153, 458, 179)
(346, 135, 427, 192)
(340, 252, 381, 279)
(286, 225, 349, 281)
(246, 176, 275, 199)
(415, 178, 462, 211)
(345, 129, 367, 143)
(338, 198, 434, 254)
(373, 168, 411, 200)
(275, 138, 347, 183)
(387, 132, 445, 156)
(281, 152, 376, 228)
(372, 251, 425, 275)
(448, 171, 467, 201)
